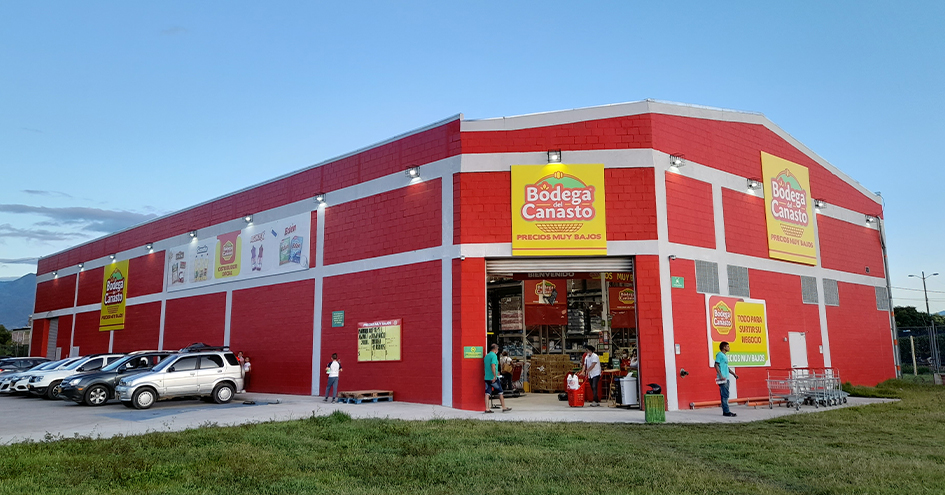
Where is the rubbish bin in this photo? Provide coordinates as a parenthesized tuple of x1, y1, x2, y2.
(644, 394, 665, 423)
(620, 376, 639, 406)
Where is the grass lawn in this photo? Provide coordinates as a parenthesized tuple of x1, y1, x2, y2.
(1, 380, 944, 494)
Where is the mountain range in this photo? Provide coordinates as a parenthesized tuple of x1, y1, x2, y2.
(0, 273, 36, 328)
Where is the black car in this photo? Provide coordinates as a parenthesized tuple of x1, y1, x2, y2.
(0, 357, 50, 376)
(58, 351, 173, 406)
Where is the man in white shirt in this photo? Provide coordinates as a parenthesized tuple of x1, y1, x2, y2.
(582, 345, 602, 407)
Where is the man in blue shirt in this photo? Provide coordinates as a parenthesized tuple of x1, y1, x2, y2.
(484, 343, 511, 413)
(715, 342, 740, 417)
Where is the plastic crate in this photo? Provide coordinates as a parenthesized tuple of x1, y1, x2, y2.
(644, 394, 665, 423)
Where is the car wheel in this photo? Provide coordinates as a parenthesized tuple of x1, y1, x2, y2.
(44, 381, 62, 400)
(132, 388, 157, 410)
(212, 383, 234, 404)
(84, 385, 110, 406)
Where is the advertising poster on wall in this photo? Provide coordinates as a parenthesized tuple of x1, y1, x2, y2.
(100, 260, 129, 332)
(608, 285, 636, 328)
(706, 295, 771, 367)
(166, 212, 311, 292)
(357, 319, 402, 362)
(761, 152, 817, 265)
(523, 279, 568, 326)
(511, 164, 607, 256)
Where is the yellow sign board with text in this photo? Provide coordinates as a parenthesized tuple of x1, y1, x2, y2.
(511, 164, 607, 256)
(357, 319, 402, 362)
(100, 260, 129, 332)
(761, 152, 817, 265)
(706, 295, 770, 367)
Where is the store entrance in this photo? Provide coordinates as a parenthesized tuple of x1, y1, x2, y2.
(486, 268, 640, 409)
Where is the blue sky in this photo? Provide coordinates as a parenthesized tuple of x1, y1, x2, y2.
(1, 2, 943, 311)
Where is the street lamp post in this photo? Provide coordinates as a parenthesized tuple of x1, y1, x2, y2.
(908, 271, 940, 371)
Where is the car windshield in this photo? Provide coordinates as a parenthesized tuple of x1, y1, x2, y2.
(57, 358, 84, 370)
(151, 355, 180, 372)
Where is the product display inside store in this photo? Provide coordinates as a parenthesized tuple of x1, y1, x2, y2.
(486, 271, 640, 407)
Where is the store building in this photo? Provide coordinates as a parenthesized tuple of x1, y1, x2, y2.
(29, 100, 897, 411)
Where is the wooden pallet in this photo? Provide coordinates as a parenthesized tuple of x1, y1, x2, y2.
(337, 390, 394, 404)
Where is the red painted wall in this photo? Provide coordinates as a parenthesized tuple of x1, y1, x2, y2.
(77, 269, 104, 307)
(665, 173, 715, 249)
(34, 275, 76, 313)
(73, 311, 110, 355)
(128, 252, 165, 298)
(634, 255, 665, 406)
(722, 188, 768, 258)
(826, 282, 895, 385)
(454, 172, 512, 245)
(37, 120, 461, 275)
(321, 261, 442, 405)
(31, 319, 50, 358)
(452, 257, 487, 411)
(323, 179, 442, 265)
(668, 259, 713, 407)
(55, 314, 73, 355)
(163, 293, 227, 350)
(309, 211, 318, 264)
(461, 114, 654, 154)
(230, 280, 315, 395)
(605, 168, 658, 240)
(114, 302, 162, 352)
(818, 216, 885, 279)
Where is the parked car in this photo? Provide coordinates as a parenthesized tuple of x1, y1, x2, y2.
(0, 360, 61, 393)
(59, 351, 173, 406)
(28, 353, 125, 399)
(4, 358, 82, 394)
(0, 357, 50, 376)
(115, 347, 243, 409)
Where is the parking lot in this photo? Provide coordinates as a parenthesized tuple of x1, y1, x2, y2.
(0, 389, 896, 444)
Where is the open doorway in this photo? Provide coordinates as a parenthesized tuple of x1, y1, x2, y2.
(486, 269, 640, 409)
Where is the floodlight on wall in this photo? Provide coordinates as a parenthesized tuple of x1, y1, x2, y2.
(78, 263, 84, 269)
(52, 271, 58, 278)
(315, 193, 326, 204)
(668, 255, 677, 261)
(669, 154, 685, 168)
(189, 230, 198, 238)
(145, 242, 153, 251)
(865, 215, 876, 224)
(405, 166, 420, 178)
(243, 214, 253, 224)
(547, 150, 562, 163)
(813, 199, 827, 209)
(747, 178, 763, 190)
(109, 254, 116, 261)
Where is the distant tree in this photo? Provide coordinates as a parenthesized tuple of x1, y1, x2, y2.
(0, 325, 10, 346)
(895, 306, 945, 328)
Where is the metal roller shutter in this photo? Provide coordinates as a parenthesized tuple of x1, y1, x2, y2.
(486, 257, 634, 275)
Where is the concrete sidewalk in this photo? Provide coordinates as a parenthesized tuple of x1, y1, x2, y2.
(0, 392, 897, 444)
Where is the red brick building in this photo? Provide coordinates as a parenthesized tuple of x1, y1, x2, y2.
(29, 101, 897, 411)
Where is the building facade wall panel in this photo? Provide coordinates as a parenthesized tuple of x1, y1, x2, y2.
(34, 275, 76, 313)
(454, 172, 512, 245)
(634, 255, 666, 402)
(668, 259, 715, 407)
(77, 269, 104, 307)
(73, 310, 109, 355)
(163, 293, 227, 350)
(230, 280, 315, 395)
(722, 188, 769, 258)
(605, 168, 658, 240)
(826, 282, 895, 385)
(665, 173, 715, 249)
(127, 252, 165, 298)
(324, 179, 442, 265)
(30, 319, 50, 358)
(818, 216, 885, 279)
(321, 261, 442, 405)
(55, 314, 73, 355)
(461, 115, 653, 154)
(452, 257, 487, 411)
(114, 302, 162, 353)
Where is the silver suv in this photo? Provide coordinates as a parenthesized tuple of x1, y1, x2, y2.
(115, 347, 243, 409)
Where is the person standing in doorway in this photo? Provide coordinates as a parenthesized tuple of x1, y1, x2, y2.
(483, 344, 511, 413)
(324, 353, 342, 403)
(715, 342, 740, 417)
(242, 357, 252, 391)
(582, 345, 602, 407)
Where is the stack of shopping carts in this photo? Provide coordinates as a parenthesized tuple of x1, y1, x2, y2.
(767, 368, 849, 410)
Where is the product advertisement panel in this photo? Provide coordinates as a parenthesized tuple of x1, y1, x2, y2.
(706, 295, 771, 367)
(166, 212, 311, 292)
(523, 279, 568, 326)
(100, 260, 129, 332)
(761, 152, 817, 265)
(511, 164, 607, 256)
(357, 319, 402, 362)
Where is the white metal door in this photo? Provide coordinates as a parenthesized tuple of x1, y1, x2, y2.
(789, 332, 809, 369)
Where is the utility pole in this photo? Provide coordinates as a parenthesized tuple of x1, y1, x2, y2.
(908, 271, 940, 371)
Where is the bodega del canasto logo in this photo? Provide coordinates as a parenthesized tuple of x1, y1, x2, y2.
(769, 169, 810, 238)
(521, 171, 597, 234)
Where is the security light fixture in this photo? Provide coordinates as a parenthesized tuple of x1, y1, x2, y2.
(189, 230, 198, 238)
(405, 166, 420, 178)
(315, 193, 326, 204)
(145, 242, 153, 251)
(78, 263, 84, 269)
(547, 150, 562, 163)
(109, 254, 116, 260)
(747, 178, 763, 190)
(243, 214, 253, 224)
(669, 154, 685, 167)
(668, 255, 677, 261)
(52, 271, 58, 277)
(865, 215, 876, 224)
(813, 199, 827, 209)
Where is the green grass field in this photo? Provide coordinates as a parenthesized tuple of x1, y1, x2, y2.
(1, 379, 944, 494)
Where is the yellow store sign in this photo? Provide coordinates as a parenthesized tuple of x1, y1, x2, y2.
(100, 260, 129, 332)
(761, 152, 817, 265)
(511, 164, 607, 256)
(706, 295, 770, 367)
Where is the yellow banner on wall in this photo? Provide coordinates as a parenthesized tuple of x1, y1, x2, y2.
(511, 164, 607, 256)
(761, 152, 817, 265)
(706, 295, 770, 367)
(357, 319, 402, 362)
(100, 260, 129, 332)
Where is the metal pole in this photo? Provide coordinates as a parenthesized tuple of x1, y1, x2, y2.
(876, 218, 900, 377)
(920, 273, 941, 372)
